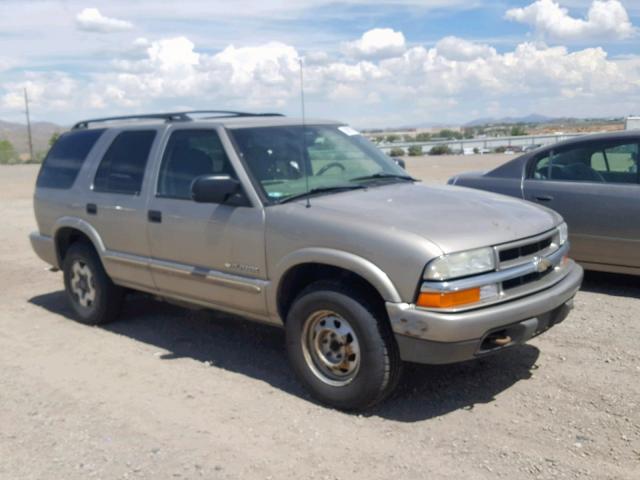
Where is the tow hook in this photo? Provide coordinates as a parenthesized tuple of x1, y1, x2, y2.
(486, 333, 512, 347)
(492, 335, 512, 346)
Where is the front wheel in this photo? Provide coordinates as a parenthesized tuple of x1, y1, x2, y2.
(285, 282, 401, 410)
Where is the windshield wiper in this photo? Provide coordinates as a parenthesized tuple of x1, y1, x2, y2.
(279, 185, 367, 204)
(351, 172, 417, 182)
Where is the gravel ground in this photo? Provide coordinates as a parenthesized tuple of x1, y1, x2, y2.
(1, 159, 638, 480)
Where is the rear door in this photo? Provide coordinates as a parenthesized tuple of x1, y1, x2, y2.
(145, 126, 268, 317)
(523, 138, 640, 269)
(85, 128, 160, 289)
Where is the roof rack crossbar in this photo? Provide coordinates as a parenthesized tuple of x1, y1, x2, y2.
(72, 110, 285, 129)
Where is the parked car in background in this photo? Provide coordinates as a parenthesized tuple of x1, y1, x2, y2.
(449, 131, 640, 275)
(30, 111, 582, 410)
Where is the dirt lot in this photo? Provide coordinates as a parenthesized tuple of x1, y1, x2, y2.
(1, 157, 639, 480)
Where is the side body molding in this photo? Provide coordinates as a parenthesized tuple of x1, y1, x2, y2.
(267, 247, 403, 323)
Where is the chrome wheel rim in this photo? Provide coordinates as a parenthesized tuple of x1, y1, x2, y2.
(70, 260, 96, 309)
(301, 310, 361, 386)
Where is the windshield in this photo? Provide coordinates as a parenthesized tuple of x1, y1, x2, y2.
(229, 125, 410, 203)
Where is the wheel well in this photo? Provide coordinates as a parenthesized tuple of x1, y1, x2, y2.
(55, 227, 96, 265)
(277, 263, 387, 322)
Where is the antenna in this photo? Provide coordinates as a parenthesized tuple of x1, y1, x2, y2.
(298, 57, 311, 208)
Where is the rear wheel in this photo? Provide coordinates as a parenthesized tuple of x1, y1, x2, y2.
(286, 281, 401, 410)
(62, 242, 123, 325)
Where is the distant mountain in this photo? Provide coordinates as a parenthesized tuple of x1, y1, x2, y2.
(0, 120, 65, 158)
(464, 114, 556, 127)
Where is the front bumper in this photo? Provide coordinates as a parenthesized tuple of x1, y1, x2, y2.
(387, 261, 583, 364)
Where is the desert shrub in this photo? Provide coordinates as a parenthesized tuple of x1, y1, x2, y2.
(510, 125, 527, 136)
(0, 140, 18, 164)
(407, 145, 423, 156)
(389, 148, 405, 157)
(429, 145, 452, 155)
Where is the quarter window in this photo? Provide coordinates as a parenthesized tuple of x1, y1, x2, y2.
(36, 129, 105, 189)
(157, 130, 236, 200)
(93, 130, 156, 195)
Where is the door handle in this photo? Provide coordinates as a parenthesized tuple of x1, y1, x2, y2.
(148, 210, 162, 223)
(86, 203, 97, 215)
(534, 195, 554, 202)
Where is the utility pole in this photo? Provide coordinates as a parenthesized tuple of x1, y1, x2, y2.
(24, 88, 34, 162)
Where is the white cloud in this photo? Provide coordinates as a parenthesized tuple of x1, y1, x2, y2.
(343, 28, 406, 59)
(3, 29, 640, 126)
(506, 0, 637, 41)
(435, 37, 496, 61)
(76, 8, 133, 33)
(0, 57, 15, 72)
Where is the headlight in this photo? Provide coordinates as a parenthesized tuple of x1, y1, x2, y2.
(424, 247, 495, 281)
(557, 222, 568, 246)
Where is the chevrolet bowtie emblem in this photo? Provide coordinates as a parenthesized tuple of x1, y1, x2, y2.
(532, 256, 552, 273)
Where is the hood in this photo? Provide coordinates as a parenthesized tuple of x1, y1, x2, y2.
(305, 182, 561, 254)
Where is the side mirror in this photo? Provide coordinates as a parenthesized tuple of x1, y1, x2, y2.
(394, 158, 406, 169)
(191, 175, 242, 204)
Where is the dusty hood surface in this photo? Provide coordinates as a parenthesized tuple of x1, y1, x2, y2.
(306, 182, 561, 254)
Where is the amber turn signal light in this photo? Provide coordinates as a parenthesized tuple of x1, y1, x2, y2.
(417, 288, 481, 308)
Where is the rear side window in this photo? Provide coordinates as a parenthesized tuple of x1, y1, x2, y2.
(36, 129, 105, 189)
(532, 141, 639, 184)
(93, 130, 156, 195)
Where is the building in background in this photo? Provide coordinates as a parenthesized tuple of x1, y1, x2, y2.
(625, 117, 640, 130)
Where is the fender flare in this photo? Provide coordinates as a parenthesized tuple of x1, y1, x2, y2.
(267, 247, 402, 322)
(52, 216, 107, 265)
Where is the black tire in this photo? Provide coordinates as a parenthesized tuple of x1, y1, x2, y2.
(62, 242, 124, 325)
(285, 281, 401, 410)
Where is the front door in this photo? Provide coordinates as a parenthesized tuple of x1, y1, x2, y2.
(146, 127, 268, 317)
(523, 138, 640, 269)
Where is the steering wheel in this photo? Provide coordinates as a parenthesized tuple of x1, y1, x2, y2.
(316, 162, 346, 176)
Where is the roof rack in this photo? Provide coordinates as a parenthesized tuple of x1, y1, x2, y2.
(72, 110, 285, 129)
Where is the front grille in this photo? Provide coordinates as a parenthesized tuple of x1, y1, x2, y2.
(499, 236, 553, 264)
(495, 230, 560, 294)
(502, 268, 553, 290)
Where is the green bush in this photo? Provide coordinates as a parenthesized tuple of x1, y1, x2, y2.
(0, 140, 18, 164)
(429, 145, 452, 155)
(510, 125, 527, 137)
(510, 125, 527, 136)
(389, 148, 405, 157)
(438, 129, 462, 140)
(407, 145, 423, 156)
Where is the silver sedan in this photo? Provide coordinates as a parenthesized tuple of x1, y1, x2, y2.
(449, 131, 640, 275)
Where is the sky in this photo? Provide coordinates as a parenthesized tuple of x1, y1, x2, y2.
(0, 0, 639, 128)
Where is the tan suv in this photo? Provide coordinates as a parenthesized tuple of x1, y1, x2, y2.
(30, 111, 583, 410)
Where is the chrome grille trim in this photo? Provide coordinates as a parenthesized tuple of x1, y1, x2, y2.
(495, 229, 560, 270)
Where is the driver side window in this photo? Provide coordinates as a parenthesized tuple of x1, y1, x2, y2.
(157, 129, 236, 200)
